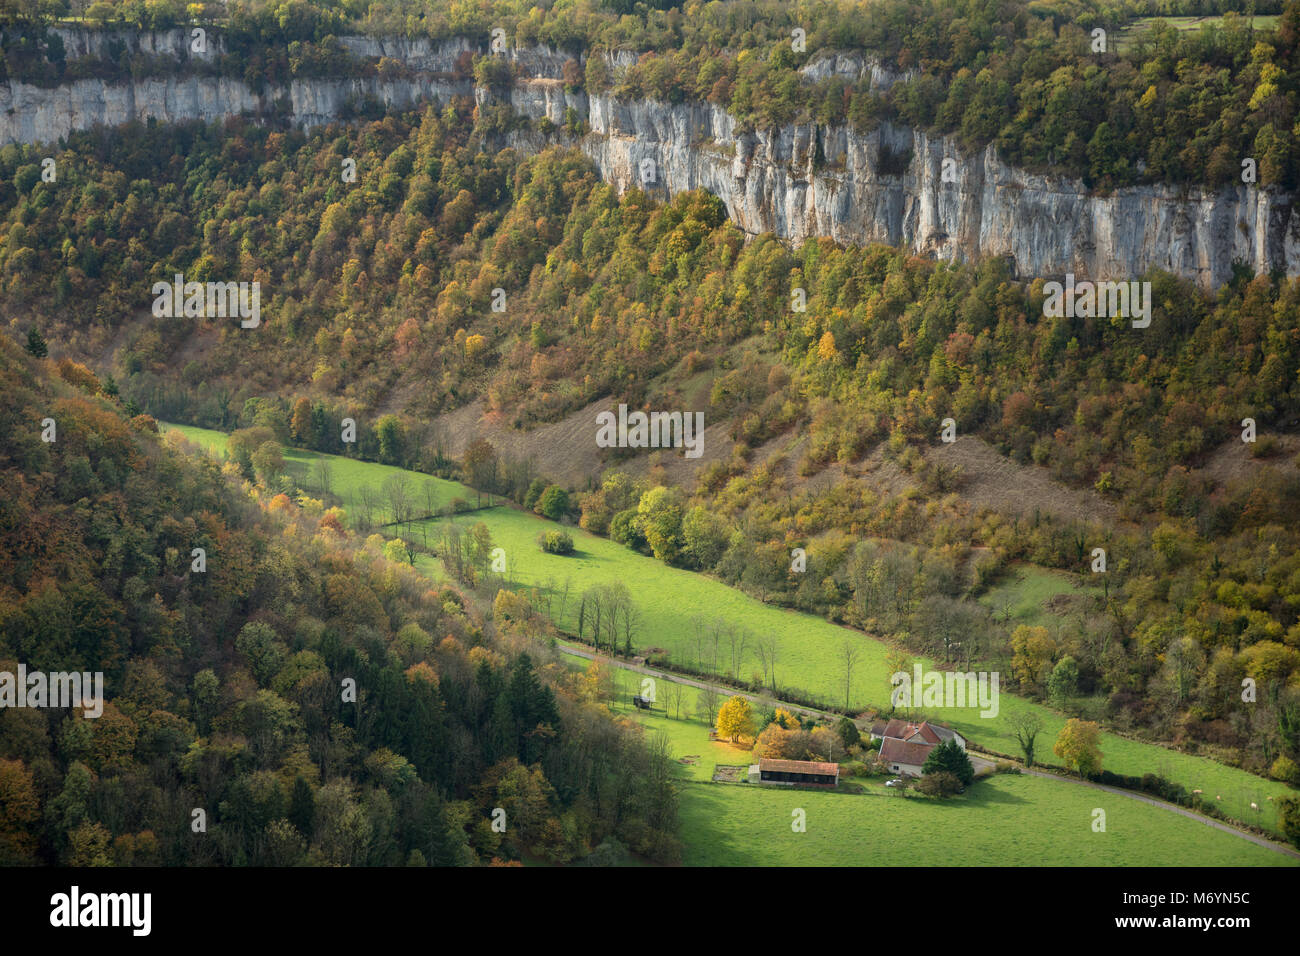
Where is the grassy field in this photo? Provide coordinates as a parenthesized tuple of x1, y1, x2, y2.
(979, 564, 1096, 630)
(678, 775, 1291, 867)
(567, 655, 1292, 866)
(165, 422, 474, 518)
(162, 422, 1299, 837)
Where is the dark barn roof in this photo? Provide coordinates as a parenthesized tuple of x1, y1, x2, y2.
(758, 758, 840, 776)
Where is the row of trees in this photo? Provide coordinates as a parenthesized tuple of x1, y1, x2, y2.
(575, 581, 639, 656)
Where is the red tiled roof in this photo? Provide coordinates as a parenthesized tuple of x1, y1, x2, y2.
(911, 722, 942, 744)
(882, 718, 913, 739)
(880, 738, 934, 768)
(758, 758, 840, 776)
(882, 719, 948, 745)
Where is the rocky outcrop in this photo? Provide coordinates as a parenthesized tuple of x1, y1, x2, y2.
(0, 74, 470, 144)
(574, 95, 1300, 286)
(3, 29, 1295, 286)
(47, 25, 227, 61)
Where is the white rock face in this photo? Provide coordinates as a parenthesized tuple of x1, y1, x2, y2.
(577, 95, 1300, 286)
(0, 77, 261, 143)
(797, 50, 915, 91)
(47, 26, 226, 61)
(3, 29, 1295, 285)
(337, 35, 474, 72)
(0, 75, 471, 143)
(495, 79, 586, 125)
(288, 76, 471, 128)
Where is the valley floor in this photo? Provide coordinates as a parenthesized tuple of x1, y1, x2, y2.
(161, 423, 1300, 863)
(582, 657, 1299, 867)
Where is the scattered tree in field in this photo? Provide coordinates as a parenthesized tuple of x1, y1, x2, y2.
(663, 680, 685, 719)
(885, 648, 911, 712)
(755, 634, 781, 693)
(462, 439, 497, 506)
(696, 684, 720, 727)
(1053, 719, 1103, 778)
(1047, 655, 1079, 705)
(1011, 625, 1057, 692)
(840, 641, 862, 710)
(314, 458, 333, 496)
(716, 696, 754, 744)
(636, 486, 685, 564)
(538, 529, 574, 554)
(1007, 711, 1044, 768)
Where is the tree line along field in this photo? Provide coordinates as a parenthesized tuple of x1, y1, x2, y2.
(571, 661, 1294, 867)
(161, 423, 1297, 838)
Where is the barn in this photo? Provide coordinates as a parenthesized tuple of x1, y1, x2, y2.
(750, 758, 840, 788)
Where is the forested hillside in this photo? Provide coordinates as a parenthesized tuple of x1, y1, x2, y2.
(0, 335, 679, 865)
(4, 93, 1299, 785)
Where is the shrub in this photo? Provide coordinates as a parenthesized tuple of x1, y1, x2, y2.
(610, 508, 646, 550)
(1270, 755, 1299, 785)
(863, 754, 890, 777)
(538, 529, 574, 555)
(1249, 435, 1279, 459)
(917, 771, 963, 797)
(523, 478, 547, 511)
(536, 484, 570, 521)
(1279, 797, 1300, 850)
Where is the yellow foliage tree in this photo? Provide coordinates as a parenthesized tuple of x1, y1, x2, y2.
(817, 330, 839, 363)
(464, 333, 488, 363)
(753, 723, 797, 759)
(1053, 718, 1103, 777)
(773, 707, 801, 729)
(716, 695, 754, 743)
(1010, 625, 1057, 689)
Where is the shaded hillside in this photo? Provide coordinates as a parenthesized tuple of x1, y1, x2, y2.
(0, 337, 679, 866)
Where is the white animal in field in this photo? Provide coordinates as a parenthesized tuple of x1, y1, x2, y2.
(1192, 789, 1202, 794)
(1251, 802, 1259, 810)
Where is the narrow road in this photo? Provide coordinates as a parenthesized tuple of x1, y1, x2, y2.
(560, 641, 1300, 861)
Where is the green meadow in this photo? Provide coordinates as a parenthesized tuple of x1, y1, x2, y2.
(162, 423, 1299, 837)
(569, 656, 1292, 866)
(677, 774, 1291, 867)
(979, 564, 1095, 629)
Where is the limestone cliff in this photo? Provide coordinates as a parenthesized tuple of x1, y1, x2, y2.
(3, 29, 1295, 286)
